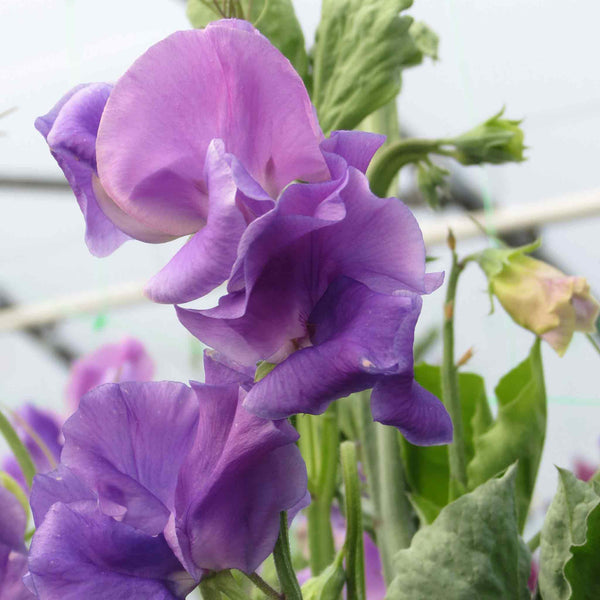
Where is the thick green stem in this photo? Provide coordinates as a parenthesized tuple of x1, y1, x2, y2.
(367, 138, 448, 197)
(273, 512, 303, 600)
(442, 243, 468, 499)
(353, 392, 415, 584)
(374, 424, 417, 583)
(302, 404, 338, 575)
(340, 441, 365, 600)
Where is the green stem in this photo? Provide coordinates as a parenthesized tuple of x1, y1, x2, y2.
(340, 441, 365, 600)
(527, 531, 541, 553)
(304, 405, 338, 575)
(367, 138, 446, 197)
(354, 391, 415, 584)
(0, 408, 36, 488)
(586, 333, 600, 357)
(242, 572, 282, 599)
(198, 579, 222, 600)
(374, 423, 416, 583)
(442, 243, 468, 499)
(273, 512, 303, 600)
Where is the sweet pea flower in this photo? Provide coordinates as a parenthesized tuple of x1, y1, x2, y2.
(65, 337, 154, 412)
(477, 243, 600, 356)
(36, 20, 327, 303)
(27, 352, 308, 597)
(178, 132, 452, 445)
(0, 486, 33, 599)
(2, 338, 153, 491)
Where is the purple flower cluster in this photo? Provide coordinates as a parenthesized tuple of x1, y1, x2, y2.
(25, 17, 453, 597)
(26, 352, 306, 598)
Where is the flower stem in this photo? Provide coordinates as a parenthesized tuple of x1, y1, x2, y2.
(353, 391, 415, 584)
(242, 572, 283, 599)
(301, 404, 338, 575)
(273, 512, 303, 600)
(340, 441, 365, 600)
(442, 237, 468, 499)
(527, 531, 541, 553)
(374, 423, 416, 583)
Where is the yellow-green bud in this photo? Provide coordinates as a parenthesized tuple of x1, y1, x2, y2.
(477, 243, 599, 356)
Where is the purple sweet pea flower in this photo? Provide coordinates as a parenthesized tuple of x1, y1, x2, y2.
(65, 336, 154, 413)
(177, 132, 452, 445)
(27, 352, 307, 596)
(37, 20, 327, 301)
(0, 486, 33, 599)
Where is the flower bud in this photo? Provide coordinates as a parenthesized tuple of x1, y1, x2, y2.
(452, 108, 525, 165)
(477, 243, 600, 355)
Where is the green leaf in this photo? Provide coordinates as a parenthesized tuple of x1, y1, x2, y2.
(565, 483, 600, 599)
(467, 338, 546, 531)
(407, 493, 442, 526)
(539, 469, 600, 600)
(408, 21, 439, 60)
(186, 0, 308, 80)
(401, 364, 491, 510)
(386, 466, 531, 599)
(0, 408, 36, 488)
(301, 551, 346, 600)
(312, 0, 434, 134)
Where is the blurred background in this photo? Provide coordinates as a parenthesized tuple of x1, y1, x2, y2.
(1, 0, 599, 525)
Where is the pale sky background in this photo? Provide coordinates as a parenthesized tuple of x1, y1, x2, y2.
(1, 0, 600, 524)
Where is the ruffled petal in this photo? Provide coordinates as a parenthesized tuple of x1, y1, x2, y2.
(30, 465, 96, 527)
(35, 83, 131, 257)
(370, 376, 453, 445)
(27, 502, 194, 600)
(171, 384, 306, 577)
(145, 140, 252, 304)
(97, 22, 327, 235)
(60, 382, 198, 535)
(244, 277, 419, 418)
(320, 130, 385, 174)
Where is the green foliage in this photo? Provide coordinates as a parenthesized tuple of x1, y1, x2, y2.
(467, 339, 546, 532)
(452, 108, 525, 165)
(539, 469, 600, 600)
(368, 109, 525, 199)
(408, 21, 439, 60)
(254, 360, 277, 382)
(0, 471, 29, 516)
(565, 488, 600, 599)
(186, 0, 308, 80)
(385, 466, 531, 599)
(416, 161, 449, 209)
(301, 551, 346, 600)
(312, 0, 435, 134)
(0, 408, 36, 488)
(340, 441, 366, 600)
(401, 364, 491, 518)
